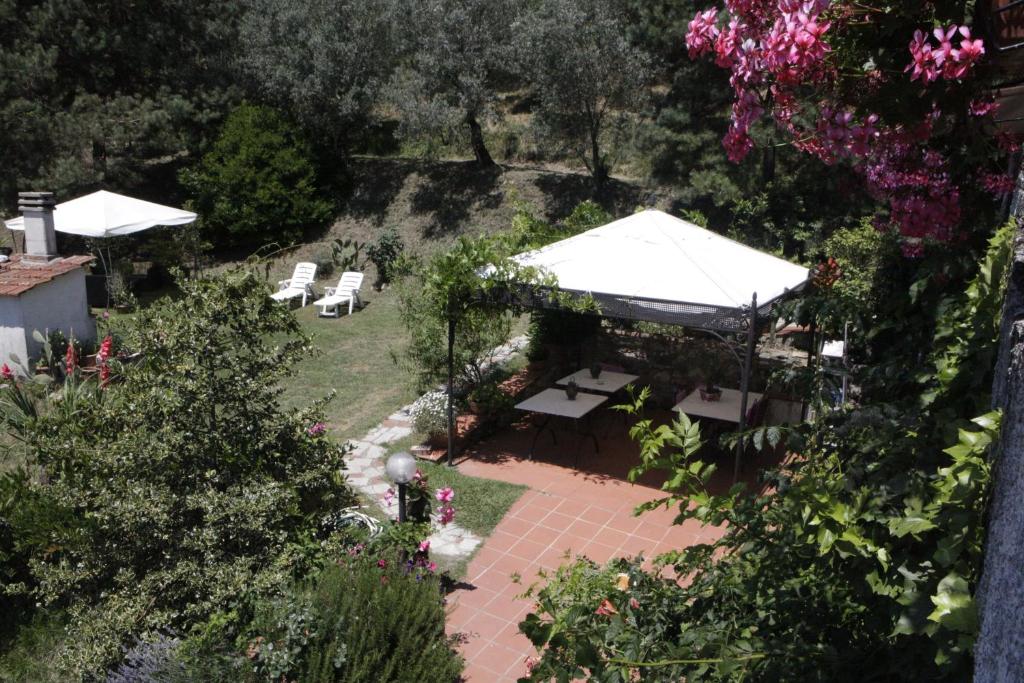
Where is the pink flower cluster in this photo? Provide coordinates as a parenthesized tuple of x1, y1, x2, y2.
(981, 173, 1017, 196)
(685, 2, 992, 252)
(687, 3, 835, 163)
(907, 26, 984, 83)
(764, 7, 831, 76)
(1, 363, 13, 381)
(306, 421, 326, 437)
(436, 486, 455, 525)
(686, 8, 719, 59)
(863, 137, 961, 255)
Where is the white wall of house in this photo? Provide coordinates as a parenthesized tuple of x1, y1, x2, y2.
(0, 296, 28, 369)
(0, 270, 95, 371)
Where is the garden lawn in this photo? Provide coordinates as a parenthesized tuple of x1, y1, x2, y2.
(415, 460, 527, 539)
(278, 287, 418, 441)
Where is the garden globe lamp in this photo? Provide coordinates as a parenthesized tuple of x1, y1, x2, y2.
(385, 451, 417, 523)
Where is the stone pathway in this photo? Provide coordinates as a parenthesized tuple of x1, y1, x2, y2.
(341, 335, 527, 561)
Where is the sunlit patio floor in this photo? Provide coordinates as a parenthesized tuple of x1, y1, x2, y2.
(446, 406, 779, 682)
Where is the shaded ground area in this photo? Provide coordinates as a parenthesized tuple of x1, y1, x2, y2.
(263, 157, 681, 287)
(447, 407, 781, 681)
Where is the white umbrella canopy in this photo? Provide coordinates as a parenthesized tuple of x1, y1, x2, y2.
(514, 209, 810, 314)
(4, 190, 196, 238)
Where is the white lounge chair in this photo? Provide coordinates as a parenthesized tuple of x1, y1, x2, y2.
(313, 272, 364, 317)
(270, 262, 318, 307)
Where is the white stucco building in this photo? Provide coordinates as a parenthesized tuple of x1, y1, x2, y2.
(0, 192, 95, 371)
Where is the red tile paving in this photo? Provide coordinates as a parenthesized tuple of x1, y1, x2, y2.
(446, 406, 778, 681)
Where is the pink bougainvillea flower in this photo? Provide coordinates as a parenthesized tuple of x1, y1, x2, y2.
(377, 559, 387, 568)
(686, 8, 720, 59)
(981, 173, 1017, 195)
(907, 29, 938, 82)
(968, 97, 998, 117)
(306, 421, 326, 437)
(594, 598, 618, 616)
(418, 539, 431, 553)
(436, 487, 454, 503)
(0, 363, 12, 381)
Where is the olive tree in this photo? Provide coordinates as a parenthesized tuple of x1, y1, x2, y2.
(238, 0, 403, 150)
(515, 0, 651, 190)
(386, 0, 519, 167)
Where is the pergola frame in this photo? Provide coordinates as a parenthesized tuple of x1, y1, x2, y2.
(445, 279, 808, 482)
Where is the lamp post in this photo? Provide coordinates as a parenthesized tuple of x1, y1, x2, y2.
(385, 451, 417, 523)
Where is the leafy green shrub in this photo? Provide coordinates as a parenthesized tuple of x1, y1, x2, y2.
(520, 557, 746, 682)
(0, 269, 355, 678)
(366, 227, 405, 289)
(241, 559, 462, 682)
(396, 261, 512, 392)
(180, 103, 334, 248)
(806, 219, 900, 334)
(507, 200, 610, 252)
(561, 200, 611, 234)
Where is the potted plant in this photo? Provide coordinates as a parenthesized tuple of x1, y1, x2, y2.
(565, 378, 579, 400)
(110, 273, 138, 313)
(411, 390, 449, 447)
(699, 380, 722, 402)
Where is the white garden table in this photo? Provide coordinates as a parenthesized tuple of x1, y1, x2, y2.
(673, 387, 764, 424)
(555, 369, 639, 394)
(515, 388, 607, 463)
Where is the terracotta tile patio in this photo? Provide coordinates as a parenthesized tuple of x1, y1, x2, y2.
(446, 406, 778, 682)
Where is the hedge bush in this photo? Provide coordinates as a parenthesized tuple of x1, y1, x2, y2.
(180, 103, 334, 248)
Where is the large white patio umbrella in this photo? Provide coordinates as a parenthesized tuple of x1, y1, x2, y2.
(4, 190, 197, 304)
(4, 190, 196, 237)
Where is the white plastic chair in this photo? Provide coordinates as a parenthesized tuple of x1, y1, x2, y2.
(313, 272, 364, 317)
(270, 262, 318, 307)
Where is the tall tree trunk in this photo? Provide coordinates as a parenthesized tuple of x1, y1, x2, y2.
(590, 125, 607, 195)
(465, 113, 495, 168)
(975, 160, 1024, 681)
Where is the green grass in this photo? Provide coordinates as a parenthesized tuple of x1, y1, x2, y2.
(417, 460, 526, 537)
(384, 437, 527, 539)
(278, 287, 418, 442)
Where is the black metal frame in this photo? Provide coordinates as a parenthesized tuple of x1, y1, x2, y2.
(444, 274, 809, 479)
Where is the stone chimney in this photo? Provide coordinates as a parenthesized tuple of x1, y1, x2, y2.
(18, 191, 58, 263)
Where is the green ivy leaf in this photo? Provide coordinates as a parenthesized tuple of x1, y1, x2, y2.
(928, 573, 977, 634)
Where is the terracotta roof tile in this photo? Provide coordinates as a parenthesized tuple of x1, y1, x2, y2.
(0, 254, 94, 297)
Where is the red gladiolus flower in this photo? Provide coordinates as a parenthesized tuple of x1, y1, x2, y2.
(65, 343, 77, 374)
(97, 335, 113, 388)
(97, 335, 113, 364)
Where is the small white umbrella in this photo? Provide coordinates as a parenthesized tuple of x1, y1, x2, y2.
(4, 190, 197, 306)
